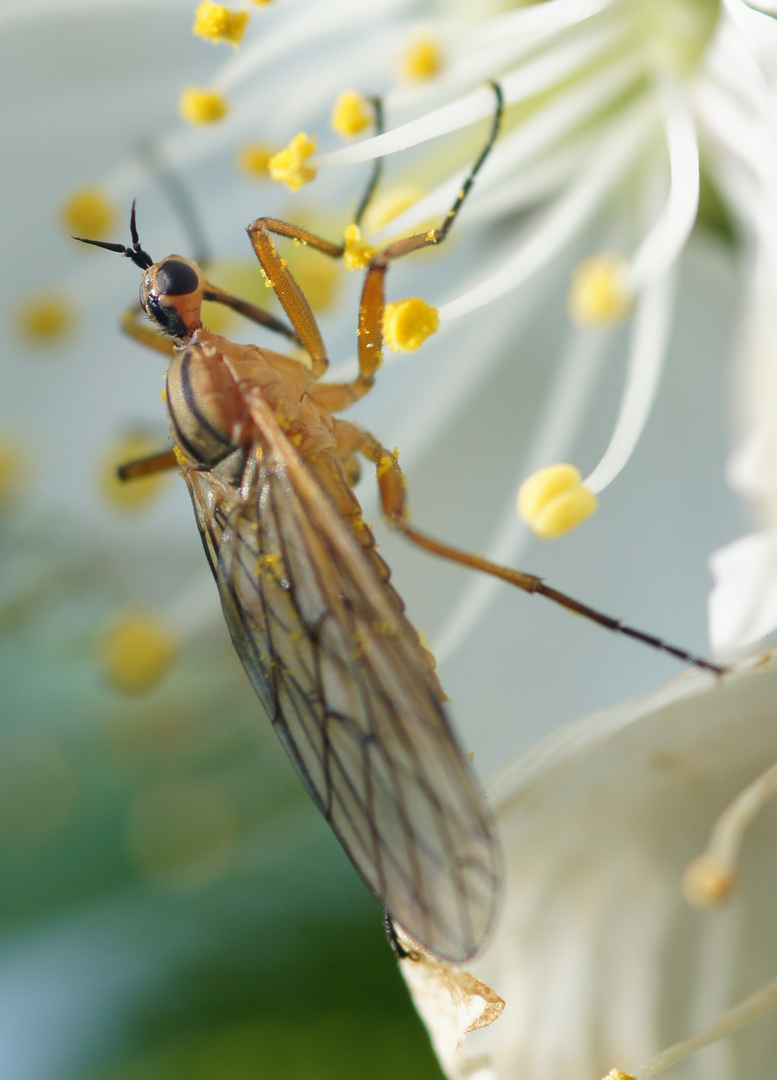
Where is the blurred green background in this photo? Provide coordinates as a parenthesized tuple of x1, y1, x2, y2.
(0, 513, 443, 1080)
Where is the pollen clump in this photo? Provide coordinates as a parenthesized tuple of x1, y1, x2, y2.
(682, 853, 734, 909)
(61, 187, 115, 239)
(343, 224, 376, 270)
(602, 1071, 637, 1080)
(100, 433, 170, 511)
(331, 90, 372, 137)
(236, 142, 275, 178)
(269, 133, 317, 191)
(518, 463, 598, 539)
(103, 610, 178, 696)
(17, 293, 74, 345)
(568, 254, 631, 326)
(193, 1, 248, 45)
(179, 86, 229, 125)
(383, 297, 439, 352)
(400, 36, 443, 81)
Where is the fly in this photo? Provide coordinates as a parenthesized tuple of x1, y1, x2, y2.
(76, 82, 723, 963)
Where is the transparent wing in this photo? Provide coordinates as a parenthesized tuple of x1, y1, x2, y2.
(184, 402, 500, 961)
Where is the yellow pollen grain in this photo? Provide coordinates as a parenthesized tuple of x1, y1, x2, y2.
(103, 610, 178, 696)
(236, 142, 276, 178)
(268, 133, 317, 191)
(17, 293, 74, 345)
(568, 254, 631, 326)
(518, 463, 598, 539)
(331, 90, 372, 137)
(173, 444, 188, 469)
(343, 224, 376, 270)
(61, 187, 116, 239)
(603, 1072, 637, 1080)
(376, 453, 396, 480)
(383, 297, 439, 352)
(179, 86, 229, 125)
(400, 36, 443, 81)
(100, 433, 170, 511)
(192, 1, 249, 45)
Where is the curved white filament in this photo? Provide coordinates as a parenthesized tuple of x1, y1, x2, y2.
(583, 268, 675, 495)
(373, 58, 642, 243)
(627, 80, 700, 291)
(439, 102, 653, 321)
(313, 21, 629, 169)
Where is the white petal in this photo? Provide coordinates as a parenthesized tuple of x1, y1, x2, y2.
(404, 654, 777, 1078)
(708, 530, 777, 651)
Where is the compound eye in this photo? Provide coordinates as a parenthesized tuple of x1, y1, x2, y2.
(156, 258, 200, 298)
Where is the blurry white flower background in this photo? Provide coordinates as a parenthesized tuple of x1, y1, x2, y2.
(1, 0, 776, 1077)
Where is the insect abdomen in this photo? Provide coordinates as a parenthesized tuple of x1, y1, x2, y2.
(166, 343, 250, 473)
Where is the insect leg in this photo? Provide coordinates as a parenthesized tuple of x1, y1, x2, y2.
(117, 448, 179, 481)
(336, 419, 726, 676)
(200, 281, 302, 347)
(315, 82, 505, 414)
(244, 99, 386, 377)
(383, 909, 418, 961)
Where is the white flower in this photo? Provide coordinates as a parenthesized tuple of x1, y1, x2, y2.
(401, 651, 777, 1079)
(4, 0, 768, 775)
(2, 0, 777, 1073)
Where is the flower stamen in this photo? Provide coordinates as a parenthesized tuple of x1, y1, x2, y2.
(626, 78, 700, 293)
(634, 974, 777, 1076)
(583, 269, 675, 495)
(314, 22, 633, 170)
(518, 464, 598, 538)
(683, 756, 777, 908)
(192, 1, 249, 47)
(383, 297, 439, 352)
(440, 98, 652, 321)
(268, 133, 318, 190)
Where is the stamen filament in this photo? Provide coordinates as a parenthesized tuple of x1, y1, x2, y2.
(635, 974, 777, 1076)
(375, 57, 642, 242)
(474, 0, 616, 44)
(434, 328, 609, 662)
(439, 101, 652, 321)
(212, 0, 412, 94)
(683, 757, 777, 907)
(626, 80, 700, 291)
(464, 139, 591, 222)
(583, 267, 675, 494)
(314, 21, 630, 169)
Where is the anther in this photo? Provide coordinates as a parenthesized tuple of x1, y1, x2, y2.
(269, 133, 318, 190)
(518, 464, 598, 538)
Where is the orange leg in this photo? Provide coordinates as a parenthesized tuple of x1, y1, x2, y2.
(117, 448, 179, 481)
(202, 281, 302, 346)
(345, 82, 503, 397)
(333, 417, 726, 676)
(248, 84, 504, 414)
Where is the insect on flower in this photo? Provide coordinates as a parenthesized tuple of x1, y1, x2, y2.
(76, 83, 723, 963)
